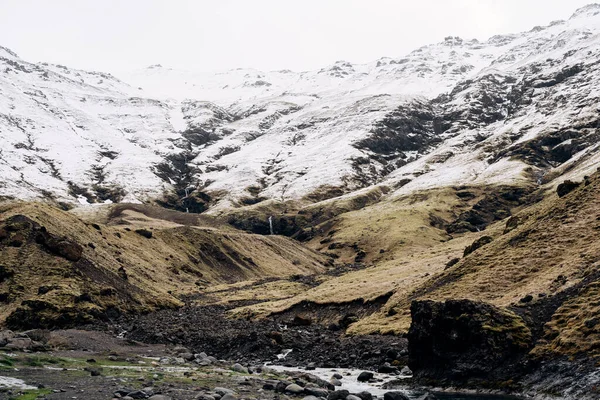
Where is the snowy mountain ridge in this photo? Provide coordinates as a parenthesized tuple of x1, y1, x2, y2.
(1, 4, 600, 211)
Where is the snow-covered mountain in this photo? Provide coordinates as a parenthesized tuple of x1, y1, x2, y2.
(2, 4, 600, 211)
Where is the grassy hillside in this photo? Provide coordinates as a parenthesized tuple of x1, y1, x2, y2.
(0, 202, 327, 328)
(225, 170, 600, 363)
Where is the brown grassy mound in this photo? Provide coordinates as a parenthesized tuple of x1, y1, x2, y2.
(0, 202, 327, 329)
(386, 172, 600, 360)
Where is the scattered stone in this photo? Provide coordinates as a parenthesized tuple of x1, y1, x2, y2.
(213, 387, 235, 397)
(0, 330, 15, 346)
(378, 363, 398, 374)
(135, 228, 153, 239)
(383, 392, 410, 400)
(115, 389, 134, 397)
(557, 180, 580, 197)
(328, 390, 350, 400)
(5, 337, 32, 350)
(285, 384, 304, 394)
(180, 352, 194, 361)
(330, 378, 342, 386)
(231, 363, 248, 373)
(444, 258, 460, 270)
(400, 366, 412, 376)
(127, 390, 149, 399)
(356, 392, 373, 400)
(332, 373, 343, 379)
(519, 294, 534, 303)
(357, 371, 374, 382)
(149, 396, 172, 400)
(304, 387, 329, 397)
(293, 314, 313, 326)
(463, 235, 493, 257)
(262, 380, 279, 391)
(196, 395, 216, 400)
(503, 216, 519, 234)
(276, 381, 293, 393)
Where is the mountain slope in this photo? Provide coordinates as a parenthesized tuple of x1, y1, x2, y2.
(0, 202, 326, 328)
(2, 5, 600, 211)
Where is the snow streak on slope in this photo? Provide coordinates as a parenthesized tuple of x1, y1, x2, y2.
(1, 4, 600, 209)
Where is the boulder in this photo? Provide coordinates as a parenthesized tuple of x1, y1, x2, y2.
(4, 337, 32, 350)
(557, 180, 580, 197)
(356, 392, 373, 400)
(195, 395, 216, 400)
(328, 390, 350, 400)
(304, 387, 329, 397)
(357, 371, 374, 382)
(400, 366, 412, 376)
(262, 380, 279, 391)
(377, 363, 398, 374)
(114, 389, 135, 397)
(180, 352, 194, 361)
(231, 363, 248, 374)
(127, 391, 149, 399)
(330, 378, 342, 386)
(276, 381, 293, 393)
(463, 236, 493, 257)
(135, 228, 153, 239)
(213, 388, 235, 397)
(0, 330, 15, 346)
(408, 299, 532, 381)
(383, 392, 410, 400)
(293, 314, 313, 326)
(285, 384, 304, 394)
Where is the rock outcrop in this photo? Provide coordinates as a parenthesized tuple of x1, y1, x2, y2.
(408, 299, 532, 383)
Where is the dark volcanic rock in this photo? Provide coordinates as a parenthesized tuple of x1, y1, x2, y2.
(327, 390, 349, 400)
(556, 180, 581, 198)
(357, 371, 374, 382)
(383, 392, 410, 400)
(135, 228, 153, 239)
(407, 299, 532, 382)
(122, 304, 406, 370)
(1, 215, 83, 261)
(462, 235, 493, 257)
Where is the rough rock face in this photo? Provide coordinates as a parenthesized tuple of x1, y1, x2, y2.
(407, 299, 532, 382)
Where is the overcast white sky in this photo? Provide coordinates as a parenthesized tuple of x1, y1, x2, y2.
(0, 0, 594, 73)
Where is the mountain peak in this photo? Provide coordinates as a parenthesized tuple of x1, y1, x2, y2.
(570, 3, 600, 19)
(0, 45, 18, 59)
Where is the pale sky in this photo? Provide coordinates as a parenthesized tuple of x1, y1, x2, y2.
(0, 0, 594, 73)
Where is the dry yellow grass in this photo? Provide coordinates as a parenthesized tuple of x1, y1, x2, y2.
(198, 279, 317, 306)
(228, 187, 485, 324)
(228, 174, 600, 359)
(0, 201, 326, 327)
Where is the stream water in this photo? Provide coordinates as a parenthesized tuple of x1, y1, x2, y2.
(268, 365, 524, 400)
(0, 376, 37, 390)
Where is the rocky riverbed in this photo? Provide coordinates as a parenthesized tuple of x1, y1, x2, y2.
(0, 329, 528, 400)
(102, 305, 409, 371)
